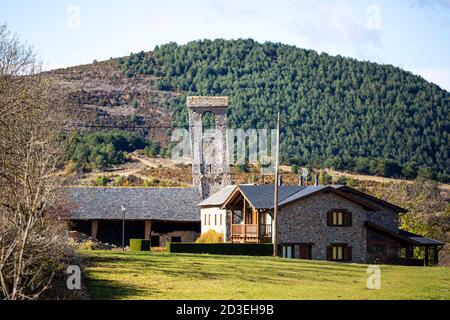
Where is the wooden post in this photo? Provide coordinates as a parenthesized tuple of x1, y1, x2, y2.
(256, 209, 259, 242)
(144, 220, 152, 240)
(433, 246, 439, 266)
(273, 112, 280, 257)
(243, 198, 247, 224)
(91, 220, 98, 240)
(424, 246, 429, 266)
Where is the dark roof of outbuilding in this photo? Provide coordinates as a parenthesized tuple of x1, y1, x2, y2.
(66, 187, 201, 222)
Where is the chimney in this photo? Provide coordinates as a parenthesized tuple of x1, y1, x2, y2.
(314, 175, 319, 186)
(278, 175, 283, 186)
(299, 175, 304, 186)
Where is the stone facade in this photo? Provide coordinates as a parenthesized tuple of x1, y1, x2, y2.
(187, 96, 232, 198)
(157, 230, 199, 248)
(344, 191, 399, 231)
(279, 192, 366, 262)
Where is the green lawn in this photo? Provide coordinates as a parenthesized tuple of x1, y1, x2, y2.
(83, 251, 450, 300)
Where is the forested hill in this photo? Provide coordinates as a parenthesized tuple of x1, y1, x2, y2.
(118, 39, 449, 182)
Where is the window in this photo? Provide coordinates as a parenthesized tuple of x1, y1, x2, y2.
(333, 211, 344, 225)
(327, 209, 352, 226)
(327, 244, 352, 261)
(333, 245, 344, 260)
(171, 236, 182, 243)
(220, 214, 223, 226)
(208, 214, 210, 226)
(282, 245, 294, 258)
(214, 214, 217, 226)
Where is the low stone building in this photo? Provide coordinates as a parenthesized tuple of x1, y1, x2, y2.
(199, 184, 444, 265)
(67, 187, 201, 247)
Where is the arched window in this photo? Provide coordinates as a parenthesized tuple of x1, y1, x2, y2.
(202, 112, 215, 132)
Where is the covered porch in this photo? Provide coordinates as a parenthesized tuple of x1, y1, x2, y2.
(222, 188, 273, 243)
(366, 222, 444, 266)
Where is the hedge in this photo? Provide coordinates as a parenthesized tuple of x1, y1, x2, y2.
(130, 239, 151, 252)
(167, 243, 273, 256)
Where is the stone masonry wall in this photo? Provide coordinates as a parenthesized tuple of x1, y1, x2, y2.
(158, 230, 199, 248)
(279, 192, 369, 262)
(344, 192, 399, 231)
(187, 96, 231, 198)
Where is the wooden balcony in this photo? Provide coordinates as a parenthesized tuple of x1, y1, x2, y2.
(231, 224, 272, 243)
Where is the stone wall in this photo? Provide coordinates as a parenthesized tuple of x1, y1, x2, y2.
(367, 209, 398, 231)
(279, 192, 370, 262)
(157, 230, 200, 248)
(187, 96, 232, 198)
(345, 192, 399, 231)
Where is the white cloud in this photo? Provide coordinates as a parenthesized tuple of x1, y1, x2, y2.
(290, 0, 382, 59)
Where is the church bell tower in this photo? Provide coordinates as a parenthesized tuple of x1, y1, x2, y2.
(187, 96, 232, 198)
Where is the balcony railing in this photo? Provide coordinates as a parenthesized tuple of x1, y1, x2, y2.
(231, 224, 272, 237)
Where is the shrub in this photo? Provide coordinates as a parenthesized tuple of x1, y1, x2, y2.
(336, 175, 348, 185)
(94, 175, 109, 186)
(236, 163, 249, 173)
(144, 177, 160, 187)
(195, 230, 224, 243)
(78, 240, 95, 251)
(130, 239, 151, 251)
(167, 243, 273, 256)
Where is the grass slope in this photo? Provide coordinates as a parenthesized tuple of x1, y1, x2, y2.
(84, 251, 450, 300)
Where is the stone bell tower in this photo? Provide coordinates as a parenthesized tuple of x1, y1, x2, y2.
(187, 96, 232, 198)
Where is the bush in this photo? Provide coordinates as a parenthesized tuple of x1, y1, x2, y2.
(195, 230, 224, 243)
(78, 240, 95, 251)
(336, 175, 348, 185)
(143, 177, 160, 187)
(94, 175, 109, 186)
(167, 243, 273, 256)
(130, 239, 151, 251)
(143, 141, 161, 157)
(236, 163, 249, 173)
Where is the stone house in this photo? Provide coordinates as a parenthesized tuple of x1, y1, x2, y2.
(198, 184, 444, 265)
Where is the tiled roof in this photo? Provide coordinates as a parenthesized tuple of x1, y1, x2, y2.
(239, 185, 307, 209)
(197, 185, 237, 207)
(66, 187, 201, 222)
(278, 186, 333, 207)
(399, 230, 445, 245)
(366, 222, 444, 246)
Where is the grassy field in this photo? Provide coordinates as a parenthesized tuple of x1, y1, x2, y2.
(83, 251, 450, 300)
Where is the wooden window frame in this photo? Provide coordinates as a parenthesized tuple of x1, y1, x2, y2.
(327, 209, 352, 227)
(327, 243, 352, 262)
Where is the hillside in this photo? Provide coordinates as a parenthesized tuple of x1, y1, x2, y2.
(47, 39, 450, 182)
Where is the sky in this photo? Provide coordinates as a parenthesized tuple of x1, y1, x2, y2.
(1, 0, 449, 91)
